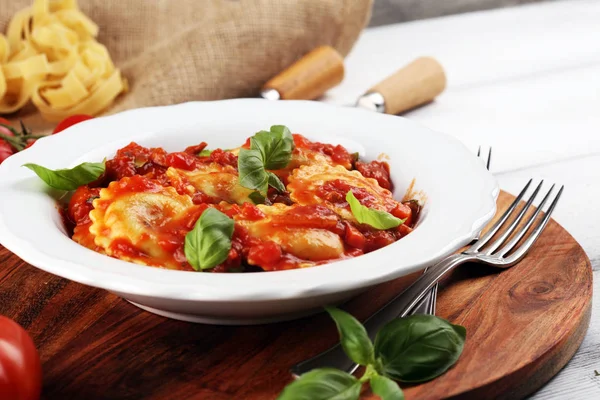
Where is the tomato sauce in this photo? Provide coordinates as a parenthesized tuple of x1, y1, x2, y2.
(64, 135, 421, 273)
(356, 160, 393, 191)
(293, 134, 353, 169)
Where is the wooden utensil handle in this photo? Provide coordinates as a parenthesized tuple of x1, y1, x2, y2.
(262, 46, 344, 100)
(369, 57, 446, 115)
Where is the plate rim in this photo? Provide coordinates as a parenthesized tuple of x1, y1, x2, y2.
(0, 99, 499, 302)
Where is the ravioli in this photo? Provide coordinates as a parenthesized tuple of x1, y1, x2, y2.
(89, 175, 200, 269)
(62, 131, 418, 272)
(72, 223, 102, 252)
(287, 164, 398, 221)
(166, 164, 254, 205)
(235, 203, 345, 264)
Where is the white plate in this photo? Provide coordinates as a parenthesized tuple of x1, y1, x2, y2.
(0, 100, 498, 324)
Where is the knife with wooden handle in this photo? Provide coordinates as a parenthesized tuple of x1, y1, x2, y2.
(261, 49, 446, 115)
(261, 46, 345, 101)
(356, 57, 447, 114)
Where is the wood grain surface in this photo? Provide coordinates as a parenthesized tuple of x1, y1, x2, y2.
(0, 190, 592, 400)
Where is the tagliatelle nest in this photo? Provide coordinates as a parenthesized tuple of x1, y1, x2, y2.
(0, 0, 127, 121)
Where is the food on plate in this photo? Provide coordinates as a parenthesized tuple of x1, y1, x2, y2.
(0, 0, 126, 120)
(24, 125, 422, 272)
(0, 315, 42, 400)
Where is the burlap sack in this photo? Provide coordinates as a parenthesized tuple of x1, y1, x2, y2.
(0, 0, 373, 132)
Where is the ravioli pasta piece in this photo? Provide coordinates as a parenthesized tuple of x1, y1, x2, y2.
(166, 164, 255, 205)
(235, 203, 345, 264)
(89, 176, 199, 269)
(72, 222, 102, 252)
(287, 164, 398, 221)
(0, 0, 126, 119)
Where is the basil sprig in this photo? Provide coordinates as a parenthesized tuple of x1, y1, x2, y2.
(278, 309, 466, 400)
(23, 161, 105, 190)
(185, 208, 234, 271)
(278, 368, 361, 400)
(238, 125, 294, 199)
(374, 315, 466, 382)
(346, 191, 405, 230)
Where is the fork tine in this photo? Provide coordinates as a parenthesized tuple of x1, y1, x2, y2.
(495, 184, 555, 257)
(503, 185, 564, 264)
(486, 147, 492, 170)
(477, 146, 481, 158)
(481, 181, 543, 255)
(468, 179, 532, 253)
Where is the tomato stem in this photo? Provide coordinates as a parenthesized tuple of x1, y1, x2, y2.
(0, 122, 19, 137)
(0, 132, 25, 151)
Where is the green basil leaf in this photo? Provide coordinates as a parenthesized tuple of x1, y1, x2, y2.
(184, 208, 234, 271)
(238, 148, 269, 194)
(370, 375, 404, 400)
(198, 149, 212, 157)
(325, 306, 374, 366)
(374, 315, 466, 383)
(277, 368, 361, 400)
(267, 171, 286, 193)
(346, 191, 404, 230)
(249, 191, 266, 205)
(23, 161, 105, 190)
(251, 125, 294, 170)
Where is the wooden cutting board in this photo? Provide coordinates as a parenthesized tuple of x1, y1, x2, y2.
(0, 190, 592, 400)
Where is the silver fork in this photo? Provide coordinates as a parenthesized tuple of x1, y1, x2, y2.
(411, 146, 493, 315)
(291, 180, 563, 376)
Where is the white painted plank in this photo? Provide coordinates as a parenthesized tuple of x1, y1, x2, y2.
(406, 63, 600, 174)
(495, 154, 600, 261)
(320, 0, 600, 173)
(324, 0, 600, 106)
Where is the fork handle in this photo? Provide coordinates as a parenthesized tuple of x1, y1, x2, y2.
(290, 253, 475, 377)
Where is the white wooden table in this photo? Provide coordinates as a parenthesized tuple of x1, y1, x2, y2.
(323, 0, 600, 398)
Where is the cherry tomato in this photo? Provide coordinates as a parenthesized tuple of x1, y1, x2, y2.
(0, 118, 16, 164)
(24, 139, 36, 149)
(52, 114, 94, 134)
(0, 316, 42, 400)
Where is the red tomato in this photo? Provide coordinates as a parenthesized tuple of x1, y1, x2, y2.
(24, 139, 36, 149)
(52, 114, 93, 134)
(0, 118, 16, 164)
(0, 316, 42, 400)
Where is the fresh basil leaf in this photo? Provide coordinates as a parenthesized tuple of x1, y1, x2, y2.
(249, 191, 266, 205)
(346, 191, 404, 230)
(251, 125, 294, 170)
(238, 148, 269, 194)
(184, 208, 234, 271)
(370, 375, 404, 400)
(277, 368, 361, 400)
(23, 161, 105, 190)
(325, 306, 374, 366)
(198, 149, 212, 157)
(267, 171, 286, 193)
(374, 315, 466, 383)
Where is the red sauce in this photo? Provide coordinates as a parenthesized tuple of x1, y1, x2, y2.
(356, 160, 393, 191)
(68, 186, 101, 226)
(318, 179, 380, 209)
(64, 136, 421, 273)
(184, 142, 208, 155)
(293, 134, 353, 169)
(209, 148, 238, 168)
